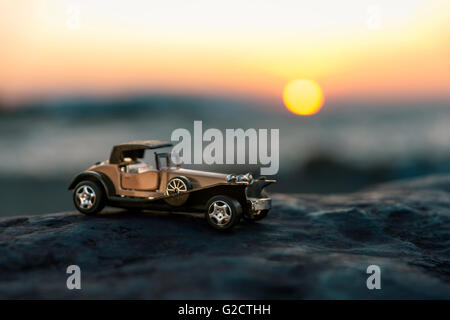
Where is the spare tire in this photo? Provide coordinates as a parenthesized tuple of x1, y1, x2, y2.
(164, 176, 192, 206)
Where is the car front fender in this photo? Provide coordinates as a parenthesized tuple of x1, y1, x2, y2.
(246, 178, 276, 198)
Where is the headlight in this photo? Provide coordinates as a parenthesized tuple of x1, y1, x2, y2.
(226, 174, 236, 182)
(240, 173, 253, 183)
(226, 173, 253, 183)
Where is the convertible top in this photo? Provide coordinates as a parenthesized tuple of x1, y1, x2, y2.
(109, 140, 173, 164)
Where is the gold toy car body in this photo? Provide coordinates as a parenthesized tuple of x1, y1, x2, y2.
(69, 140, 275, 230)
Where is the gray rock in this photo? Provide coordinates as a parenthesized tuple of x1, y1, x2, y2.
(0, 174, 449, 299)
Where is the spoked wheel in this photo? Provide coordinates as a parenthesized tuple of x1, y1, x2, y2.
(164, 176, 192, 206)
(166, 177, 189, 195)
(205, 195, 242, 230)
(73, 180, 105, 215)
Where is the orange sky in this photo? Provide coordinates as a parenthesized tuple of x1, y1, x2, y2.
(1, 0, 450, 103)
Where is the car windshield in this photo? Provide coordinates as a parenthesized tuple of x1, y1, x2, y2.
(142, 148, 174, 169)
(156, 152, 172, 169)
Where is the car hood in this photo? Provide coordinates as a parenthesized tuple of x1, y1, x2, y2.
(166, 167, 227, 188)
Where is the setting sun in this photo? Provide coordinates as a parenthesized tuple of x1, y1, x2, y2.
(283, 80, 324, 116)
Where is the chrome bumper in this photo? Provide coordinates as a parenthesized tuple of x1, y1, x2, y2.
(248, 197, 272, 211)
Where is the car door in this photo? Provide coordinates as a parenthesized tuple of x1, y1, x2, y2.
(121, 169, 159, 191)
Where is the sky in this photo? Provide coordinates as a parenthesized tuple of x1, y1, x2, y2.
(1, 0, 450, 105)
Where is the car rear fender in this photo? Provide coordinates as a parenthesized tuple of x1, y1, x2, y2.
(68, 171, 116, 197)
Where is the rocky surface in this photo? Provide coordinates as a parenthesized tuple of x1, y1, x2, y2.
(0, 175, 449, 299)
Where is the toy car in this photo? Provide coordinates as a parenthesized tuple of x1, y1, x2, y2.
(69, 140, 276, 230)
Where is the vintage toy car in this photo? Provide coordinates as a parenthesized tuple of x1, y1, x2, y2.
(69, 140, 276, 230)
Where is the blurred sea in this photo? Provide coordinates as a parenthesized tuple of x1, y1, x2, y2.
(0, 95, 449, 216)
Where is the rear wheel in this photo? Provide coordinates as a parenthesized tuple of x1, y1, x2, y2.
(205, 195, 242, 230)
(73, 180, 105, 215)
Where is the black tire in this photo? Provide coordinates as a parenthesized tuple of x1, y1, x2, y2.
(244, 209, 269, 222)
(164, 176, 192, 206)
(73, 180, 106, 215)
(205, 195, 242, 230)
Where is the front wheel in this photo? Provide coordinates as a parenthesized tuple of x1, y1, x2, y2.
(73, 180, 105, 215)
(205, 195, 242, 230)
